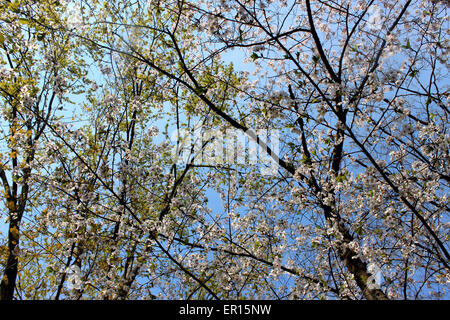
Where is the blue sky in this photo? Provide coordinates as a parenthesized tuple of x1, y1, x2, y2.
(0, 0, 448, 299)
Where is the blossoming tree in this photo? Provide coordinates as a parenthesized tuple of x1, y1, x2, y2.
(1, 0, 448, 300)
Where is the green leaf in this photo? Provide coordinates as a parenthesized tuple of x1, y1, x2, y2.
(250, 52, 259, 61)
(408, 69, 418, 77)
(402, 39, 412, 50)
(9, 1, 20, 12)
(300, 155, 311, 164)
(18, 18, 30, 25)
(194, 86, 206, 95)
(238, 27, 243, 42)
(36, 32, 45, 41)
(355, 226, 363, 236)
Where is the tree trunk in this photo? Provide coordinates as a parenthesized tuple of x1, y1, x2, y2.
(0, 218, 20, 300)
